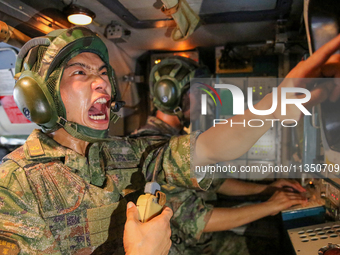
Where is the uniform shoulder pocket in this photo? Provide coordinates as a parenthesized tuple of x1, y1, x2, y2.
(0, 160, 20, 188)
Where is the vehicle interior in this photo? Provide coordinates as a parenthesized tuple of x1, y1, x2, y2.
(0, 0, 340, 254)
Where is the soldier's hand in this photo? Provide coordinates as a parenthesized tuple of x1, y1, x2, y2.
(271, 34, 340, 122)
(266, 190, 308, 216)
(269, 179, 306, 193)
(123, 202, 173, 255)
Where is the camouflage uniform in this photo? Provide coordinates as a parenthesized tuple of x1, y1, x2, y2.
(132, 116, 249, 255)
(0, 129, 212, 255)
(131, 116, 185, 138)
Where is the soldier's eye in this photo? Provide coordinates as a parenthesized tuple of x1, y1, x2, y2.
(74, 70, 85, 75)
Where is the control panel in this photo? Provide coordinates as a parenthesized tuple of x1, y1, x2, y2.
(215, 76, 280, 180)
(247, 77, 278, 101)
(325, 180, 340, 221)
(248, 126, 277, 160)
(288, 221, 340, 255)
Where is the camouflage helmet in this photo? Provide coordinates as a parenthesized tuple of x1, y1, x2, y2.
(14, 26, 119, 142)
(149, 56, 210, 120)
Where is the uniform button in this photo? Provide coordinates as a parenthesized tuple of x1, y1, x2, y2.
(171, 234, 182, 244)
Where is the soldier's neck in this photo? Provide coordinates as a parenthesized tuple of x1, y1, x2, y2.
(50, 128, 89, 156)
(156, 110, 182, 131)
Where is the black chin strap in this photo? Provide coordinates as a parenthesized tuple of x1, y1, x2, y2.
(54, 101, 125, 143)
(56, 117, 111, 143)
(173, 106, 190, 128)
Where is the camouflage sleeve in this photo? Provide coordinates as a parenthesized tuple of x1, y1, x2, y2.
(162, 185, 213, 240)
(0, 160, 61, 254)
(208, 178, 225, 192)
(159, 131, 213, 190)
(127, 131, 213, 190)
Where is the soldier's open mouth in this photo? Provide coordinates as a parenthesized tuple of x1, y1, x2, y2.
(88, 97, 110, 120)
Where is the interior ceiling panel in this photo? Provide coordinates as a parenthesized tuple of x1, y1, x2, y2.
(114, 21, 276, 59)
(98, 0, 293, 28)
(118, 0, 166, 20)
(123, 0, 278, 20)
(0, 0, 304, 58)
(0, 0, 70, 37)
(192, 0, 277, 14)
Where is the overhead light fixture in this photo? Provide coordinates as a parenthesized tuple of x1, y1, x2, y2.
(65, 4, 96, 25)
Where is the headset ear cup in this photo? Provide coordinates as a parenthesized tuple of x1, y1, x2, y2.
(154, 78, 178, 110)
(13, 71, 56, 126)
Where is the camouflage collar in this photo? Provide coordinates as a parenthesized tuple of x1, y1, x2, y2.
(140, 116, 182, 136)
(23, 129, 87, 169)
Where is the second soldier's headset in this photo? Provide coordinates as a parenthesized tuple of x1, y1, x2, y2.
(13, 26, 124, 143)
(149, 56, 210, 126)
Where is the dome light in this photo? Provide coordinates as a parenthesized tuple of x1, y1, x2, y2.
(65, 5, 95, 25)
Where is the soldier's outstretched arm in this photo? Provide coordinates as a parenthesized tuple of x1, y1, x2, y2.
(123, 202, 173, 255)
(194, 34, 340, 167)
(203, 189, 307, 232)
(216, 179, 305, 196)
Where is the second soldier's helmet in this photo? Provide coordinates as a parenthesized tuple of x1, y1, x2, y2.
(149, 56, 210, 119)
(13, 26, 120, 142)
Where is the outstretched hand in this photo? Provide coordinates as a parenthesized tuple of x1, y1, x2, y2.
(272, 34, 340, 121)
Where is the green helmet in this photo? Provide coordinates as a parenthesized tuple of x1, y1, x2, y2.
(14, 26, 121, 142)
(149, 56, 210, 121)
